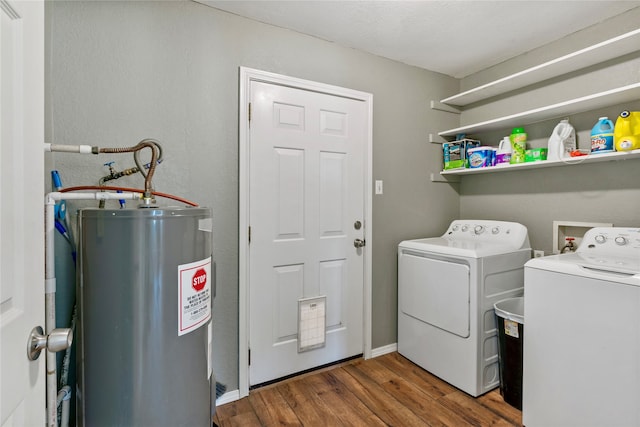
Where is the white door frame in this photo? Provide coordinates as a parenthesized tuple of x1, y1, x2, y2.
(238, 67, 372, 398)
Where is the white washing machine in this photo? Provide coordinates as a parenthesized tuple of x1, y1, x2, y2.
(523, 227, 640, 427)
(398, 219, 531, 397)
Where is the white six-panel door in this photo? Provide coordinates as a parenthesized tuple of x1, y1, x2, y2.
(0, 1, 45, 425)
(247, 77, 369, 386)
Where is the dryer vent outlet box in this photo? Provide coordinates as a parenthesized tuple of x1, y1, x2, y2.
(552, 221, 613, 253)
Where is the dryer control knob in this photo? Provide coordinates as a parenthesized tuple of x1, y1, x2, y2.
(614, 236, 627, 246)
(595, 235, 606, 244)
(461, 226, 469, 232)
(474, 225, 484, 235)
(491, 227, 500, 235)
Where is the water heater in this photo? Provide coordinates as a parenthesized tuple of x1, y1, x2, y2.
(76, 206, 214, 426)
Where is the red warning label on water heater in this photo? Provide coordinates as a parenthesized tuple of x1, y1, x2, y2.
(178, 257, 212, 336)
(192, 268, 207, 292)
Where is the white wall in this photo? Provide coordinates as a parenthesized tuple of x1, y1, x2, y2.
(45, 0, 459, 392)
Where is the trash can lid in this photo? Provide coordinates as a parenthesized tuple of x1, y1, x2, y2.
(494, 297, 524, 324)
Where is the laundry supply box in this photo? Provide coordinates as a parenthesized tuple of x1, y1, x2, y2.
(442, 139, 480, 169)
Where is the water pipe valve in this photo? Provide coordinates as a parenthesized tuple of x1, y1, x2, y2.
(104, 161, 116, 177)
(561, 237, 576, 253)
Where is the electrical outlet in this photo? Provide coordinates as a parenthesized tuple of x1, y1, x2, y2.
(533, 250, 544, 258)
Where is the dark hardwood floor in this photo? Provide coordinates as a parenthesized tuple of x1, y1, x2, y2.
(214, 352, 522, 426)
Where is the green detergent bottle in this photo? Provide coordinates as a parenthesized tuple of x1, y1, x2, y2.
(510, 127, 527, 164)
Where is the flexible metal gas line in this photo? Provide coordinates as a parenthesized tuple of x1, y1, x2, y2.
(99, 140, 164, 185)
(98, 139, 159, 203)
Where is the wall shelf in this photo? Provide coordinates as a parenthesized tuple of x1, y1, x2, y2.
(438, 82, 640, 137)
(440, 149, 640, 176)
(440, 28, 640, 107)
(435, 26, 640, 178)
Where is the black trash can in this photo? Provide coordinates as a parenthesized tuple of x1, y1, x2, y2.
(494, 297, 524, 410)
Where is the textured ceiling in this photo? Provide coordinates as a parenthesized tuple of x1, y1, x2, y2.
(198, 0, 640, 78)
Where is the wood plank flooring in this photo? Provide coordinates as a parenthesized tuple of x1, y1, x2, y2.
(214, 352, 522, 426)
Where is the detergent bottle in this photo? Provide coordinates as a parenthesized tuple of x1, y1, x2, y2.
(547, 119, 576, 161)
(590, 117, 615, 153)
(509, 127, 527, 164)
(496, 136, 512, 165)
(614, 110, 640, 152)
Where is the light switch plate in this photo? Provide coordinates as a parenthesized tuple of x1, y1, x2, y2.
(375, 180, 383, 195)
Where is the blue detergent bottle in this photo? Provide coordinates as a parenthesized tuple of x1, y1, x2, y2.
(590, 117, 615, 153)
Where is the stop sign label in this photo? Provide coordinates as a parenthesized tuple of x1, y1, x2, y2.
(179, 257, 212, 336)
(192, 268, 207, 292)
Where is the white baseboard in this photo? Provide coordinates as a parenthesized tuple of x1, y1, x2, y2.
(370, 343, 397, 358)
(216, 389, 241, 406)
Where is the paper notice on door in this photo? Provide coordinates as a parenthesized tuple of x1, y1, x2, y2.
(298, 296, 327, 353)
(178, 257, 212, 336)
(504, 319, 520, 338)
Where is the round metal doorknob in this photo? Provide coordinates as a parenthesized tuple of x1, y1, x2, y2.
(354, 238, 366, 248)
(27, 326, 73, 361)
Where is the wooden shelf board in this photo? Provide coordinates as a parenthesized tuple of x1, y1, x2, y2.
(441, 29, 640, 107)
(438, 83, 640, 137)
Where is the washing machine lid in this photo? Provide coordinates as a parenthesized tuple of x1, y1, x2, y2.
(526, 253, 640, 286)
(526, 226, 640, 285)
(399, 219, 531, 258)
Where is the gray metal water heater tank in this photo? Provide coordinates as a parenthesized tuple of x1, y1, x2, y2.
(77, 206, 214, 426)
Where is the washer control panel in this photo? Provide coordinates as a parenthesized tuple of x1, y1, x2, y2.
(445, 220, 530, 249)
(578, 227, 640, 257)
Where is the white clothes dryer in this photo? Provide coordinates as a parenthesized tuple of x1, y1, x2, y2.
(398, 220, 531, 397)
(523, 227, 640, 427)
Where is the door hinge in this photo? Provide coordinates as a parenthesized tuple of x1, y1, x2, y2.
(248, 102, 252, 126)
(248, 226, 251, 243)
(248, 348, 251, 366)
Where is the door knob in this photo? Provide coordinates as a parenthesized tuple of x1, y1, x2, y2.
(354, 238, 366, 248)
(27, 326, 73, 361)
